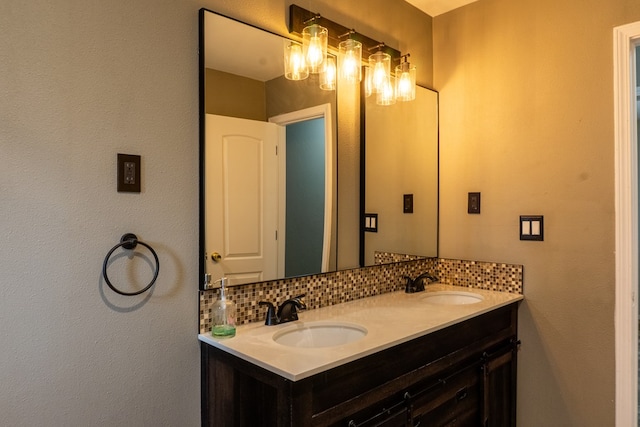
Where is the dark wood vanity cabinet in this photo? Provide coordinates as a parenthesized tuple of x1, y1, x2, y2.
(201, 303, 519, 427)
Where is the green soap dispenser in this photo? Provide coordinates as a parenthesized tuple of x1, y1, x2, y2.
(211, 277, 236, 338)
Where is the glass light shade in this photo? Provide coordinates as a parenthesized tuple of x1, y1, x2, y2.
(363, 63, 373, 97)
(320, 56, 336, 90)
(302, 24, 328, 73)
(395, 62, 416, 101)
(377, 75, 396, 106)
(338, 39, 362, 83)
(368, 51, 391, 94)
(284, 42, 308, 81)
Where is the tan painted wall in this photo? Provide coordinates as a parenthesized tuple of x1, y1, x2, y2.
(0, 1, 203, 424)
(434, 0, 640, 425)
(206, 68, 267, 120)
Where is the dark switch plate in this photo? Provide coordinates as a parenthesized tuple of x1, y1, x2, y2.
(117, 153, 141, 193)
(403, 194, 413, 213)
(520, 215, 544, 241)
(468, 192, 481, 214)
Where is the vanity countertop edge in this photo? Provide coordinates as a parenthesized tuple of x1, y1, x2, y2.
(198, 284, 523, 381)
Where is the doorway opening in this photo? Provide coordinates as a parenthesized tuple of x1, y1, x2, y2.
(269, 104, 334, 278)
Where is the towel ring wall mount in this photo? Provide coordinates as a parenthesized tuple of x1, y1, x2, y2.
(102, 233, 159, 296)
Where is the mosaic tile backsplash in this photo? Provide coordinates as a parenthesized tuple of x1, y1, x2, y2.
(199, 257, 523, 333)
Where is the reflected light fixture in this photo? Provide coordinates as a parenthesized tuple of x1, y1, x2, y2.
(338, 33, 362, 84)
(320, 56, 336, 90)
(302, 22, 327, 74)
(395, 54, 416, 101)
(369, 50, 391, 95)
(363, 62, 373, 97)
(377, 74, 396, 106)
(284, 41, 308, 81)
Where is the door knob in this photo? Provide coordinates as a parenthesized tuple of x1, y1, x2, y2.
(211, 252, 221, 262)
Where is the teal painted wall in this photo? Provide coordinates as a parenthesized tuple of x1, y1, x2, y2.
(285, 118, 325, 276)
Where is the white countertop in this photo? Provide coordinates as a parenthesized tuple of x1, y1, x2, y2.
(198, 284, 523, 381)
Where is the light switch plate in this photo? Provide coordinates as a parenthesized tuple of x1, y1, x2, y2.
(520, 215, 544, 241)
(364, 213, 378, 232)
(468, 192, 481, 214)
(403, 194, 413, 213)
(117, 153, 141, 193)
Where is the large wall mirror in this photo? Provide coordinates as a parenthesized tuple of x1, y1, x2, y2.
(199, 8, 438, 289)
(361, 86, 439, 265)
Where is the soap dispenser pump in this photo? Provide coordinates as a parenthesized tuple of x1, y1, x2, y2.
(211, 277, 236, 338)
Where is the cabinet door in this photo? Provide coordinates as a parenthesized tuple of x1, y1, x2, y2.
(481, 348, 517, 427)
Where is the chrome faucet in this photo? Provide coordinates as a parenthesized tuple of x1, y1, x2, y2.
(404, 272, 439, 293)
(259, 294, 307, 325)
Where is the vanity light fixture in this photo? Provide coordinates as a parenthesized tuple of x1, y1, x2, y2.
(288, 4, 412, 104)
(337, 32, 362, 84)
(302, 21, 327, 74)
(284, 41, 309, 81)
(319, 56, 336, 90)
(395, 54, 416, 102)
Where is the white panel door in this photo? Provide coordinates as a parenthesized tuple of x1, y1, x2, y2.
(205, 114, 279, 285)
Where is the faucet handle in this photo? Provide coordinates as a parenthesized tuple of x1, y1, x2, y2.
(293, 294, 307, 309)
(277, 294, 307, 323)
(420, 273, 439, 286)
(258, 301, 279, 325)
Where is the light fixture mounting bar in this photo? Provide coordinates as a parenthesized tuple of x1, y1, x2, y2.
(288, 4, 401, 63)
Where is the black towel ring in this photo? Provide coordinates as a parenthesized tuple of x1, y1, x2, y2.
(102, 233, 159, 296)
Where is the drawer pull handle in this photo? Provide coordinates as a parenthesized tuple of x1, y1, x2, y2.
(456, 387, 468, 401)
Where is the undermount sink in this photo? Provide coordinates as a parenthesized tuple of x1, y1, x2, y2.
(421, 291, 484, 305)
(273, 321, 368, 348)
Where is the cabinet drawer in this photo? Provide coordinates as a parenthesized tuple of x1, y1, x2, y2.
(343, 363, 481, 427)
(411, 363, 480, 426)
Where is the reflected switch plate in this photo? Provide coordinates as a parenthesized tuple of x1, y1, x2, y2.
(364, 213, 378, 232)
(468, 192, 481, 214)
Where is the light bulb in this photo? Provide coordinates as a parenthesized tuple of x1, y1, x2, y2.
(342, 51, 357, 80)
(302, 24, 328, 74)
(372, 62, 387, 91)
(320, 56, 336, 90)
(307, 36, 323, 69)
(284, 43, 308, 81)
(398, 72, 411, 95)
(291, 45, 304, 78)
(369, 51, 391, 94)
(395, 61, 416, 101)
(338, 39, 362, 83)
(377, 76, 396, 106)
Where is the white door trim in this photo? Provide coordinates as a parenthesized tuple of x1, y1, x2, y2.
(613, 21, 640, 427)
(269, 104, 334, 274)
